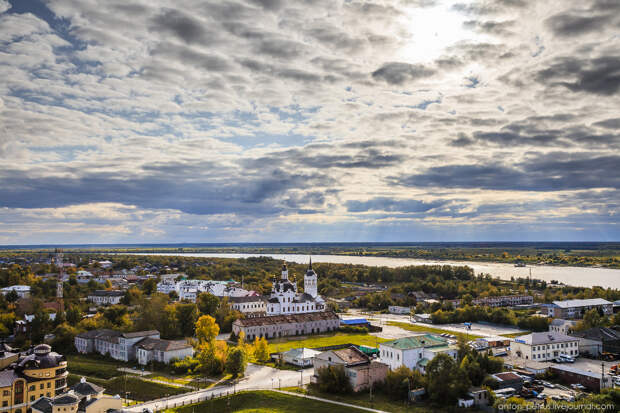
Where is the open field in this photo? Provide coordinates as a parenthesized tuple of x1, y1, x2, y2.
(66, 354, 122, 379)
(385, 321, 484, 340)
(267, 332, 389, 353)
(285, 387, 484, 413)
(68, 373, 187, 401)
(499, 331, 531, 338)
(162, 390, 365, 413)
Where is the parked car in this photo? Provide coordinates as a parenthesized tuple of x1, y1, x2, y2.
(560, 354, 575, 363)
(536, 393, 547, 400)
(541, 381, 556, 388)
(570, 383, 587, 391)
(561, 394, 575, 402)
(553, 357, 565, 363)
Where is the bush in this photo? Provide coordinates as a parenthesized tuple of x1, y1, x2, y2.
(339, 325, 369, 334)
(314, 365, 352, 394)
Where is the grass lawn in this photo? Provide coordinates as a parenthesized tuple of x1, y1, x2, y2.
(267, 332, 389, 353)
(285, 387, 484, 413)
(164, 390, 364, 413)
(500, 331, 530, 338)
(66, 354, 121, 379)
(67, 373, 187, 401)
(386, 321, 484, 340)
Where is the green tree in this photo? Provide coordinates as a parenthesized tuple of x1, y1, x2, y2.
(382, 366, 425, 400)
(176, 303, 198, 337)
(315, 365, 352, 394)
(426, 353, 470, 405)
(225, 347, 247, 377)
(5, 289, 19, 303)
(142, 278, 158, 295)
(197, 293, 219, 316)
(66, 306, 81, 325)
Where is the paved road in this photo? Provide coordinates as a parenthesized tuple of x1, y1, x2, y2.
(125, 364, 312, 412)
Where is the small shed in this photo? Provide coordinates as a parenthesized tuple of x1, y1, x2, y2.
(282, 347, 321, 367)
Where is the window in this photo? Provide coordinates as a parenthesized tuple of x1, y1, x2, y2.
(30, 396, 35, 402)
(29, 386, 35, 392)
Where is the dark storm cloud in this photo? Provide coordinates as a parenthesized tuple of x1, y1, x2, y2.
(536, 56, 620, 95)
(371, 62, 435, 85)
(0, 164, 333, 216)
(346, 197, 449, 213)
(449, 133, 476, 147)
(593, 118, 620, 129)
(545, 13, 612, 37)
(392, 154, 620, 191)
(246, 146, 406, 170)
(151, 9, 212, 44)
(462, 115, 620, 148)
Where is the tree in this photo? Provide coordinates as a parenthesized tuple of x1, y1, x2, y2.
(66, 306, 81, 326)
(460, 355, 484, 386)
(52, 322, 78, 350)
(122, 287, 143, 305)
(456, 334, 471, 363)
(314, 365, 352, 394)
(197, 293, 219, 316)
(574, 308, 604, 331)
(142, 278, 158, 295)
(225, 347, 247, 377)
(5, 289, 19, 303)
(426, 353, 470, 404)
(176, 303, 198, 337)
(196, 315, 219, 345)
(168, 290, 179, 301)
(252, 336, 270, 362)
(382, 366, 425, 400)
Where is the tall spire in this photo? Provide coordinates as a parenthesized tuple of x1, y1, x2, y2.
(308, 256, 312, 270)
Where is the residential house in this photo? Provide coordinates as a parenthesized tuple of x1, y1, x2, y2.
(510, 332, 579, 362)
(549, 319, 577, 335)
(135, 338, 194, 365)
(546, 299, 613, 319)
(30, 377, 121, 413)
(379, 334, 458, 373)
(312, 346, 388, 392)
(282, 348, 321, 367)
(74, 329, 160, 362)
(1, 286, 31, 299)
(87, 290, 124, 306)
(491, 372, 524, 391)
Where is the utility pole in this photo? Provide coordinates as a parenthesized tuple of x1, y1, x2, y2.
(602, 361, 605, 392)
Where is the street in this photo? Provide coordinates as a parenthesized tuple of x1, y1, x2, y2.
(124, 363, 313, 412)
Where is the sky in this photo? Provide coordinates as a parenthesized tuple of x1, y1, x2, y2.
(0, 0, 619, 244)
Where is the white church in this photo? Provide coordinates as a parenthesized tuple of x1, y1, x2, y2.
(265, 260, 325, 315)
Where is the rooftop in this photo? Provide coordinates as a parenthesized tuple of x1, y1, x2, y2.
(380, 334, 447, 350)
(552, 298, 612, 308)
(513, 332, 577, 345)
(234, 311, 339, 327)
(136, 337, 192, 351)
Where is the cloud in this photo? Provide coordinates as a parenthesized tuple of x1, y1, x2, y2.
(393, 154, 620, 191)
(345, 197, 449, 213)
(371, 62, 435, 85)
(536, 56, 620, 95)
(546, 13, 613, 37)
(0, 0, 619, 242)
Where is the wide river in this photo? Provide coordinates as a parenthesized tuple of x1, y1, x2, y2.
(130, 252, 620, 289)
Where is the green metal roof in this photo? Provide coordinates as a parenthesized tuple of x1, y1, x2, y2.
(417, 358, 430, 367)
(381, 334, 447, 350)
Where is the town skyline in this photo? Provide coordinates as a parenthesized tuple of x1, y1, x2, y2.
(1, 0, 619, 244)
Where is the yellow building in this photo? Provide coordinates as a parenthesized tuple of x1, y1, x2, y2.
(0, 344, 68, 413)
